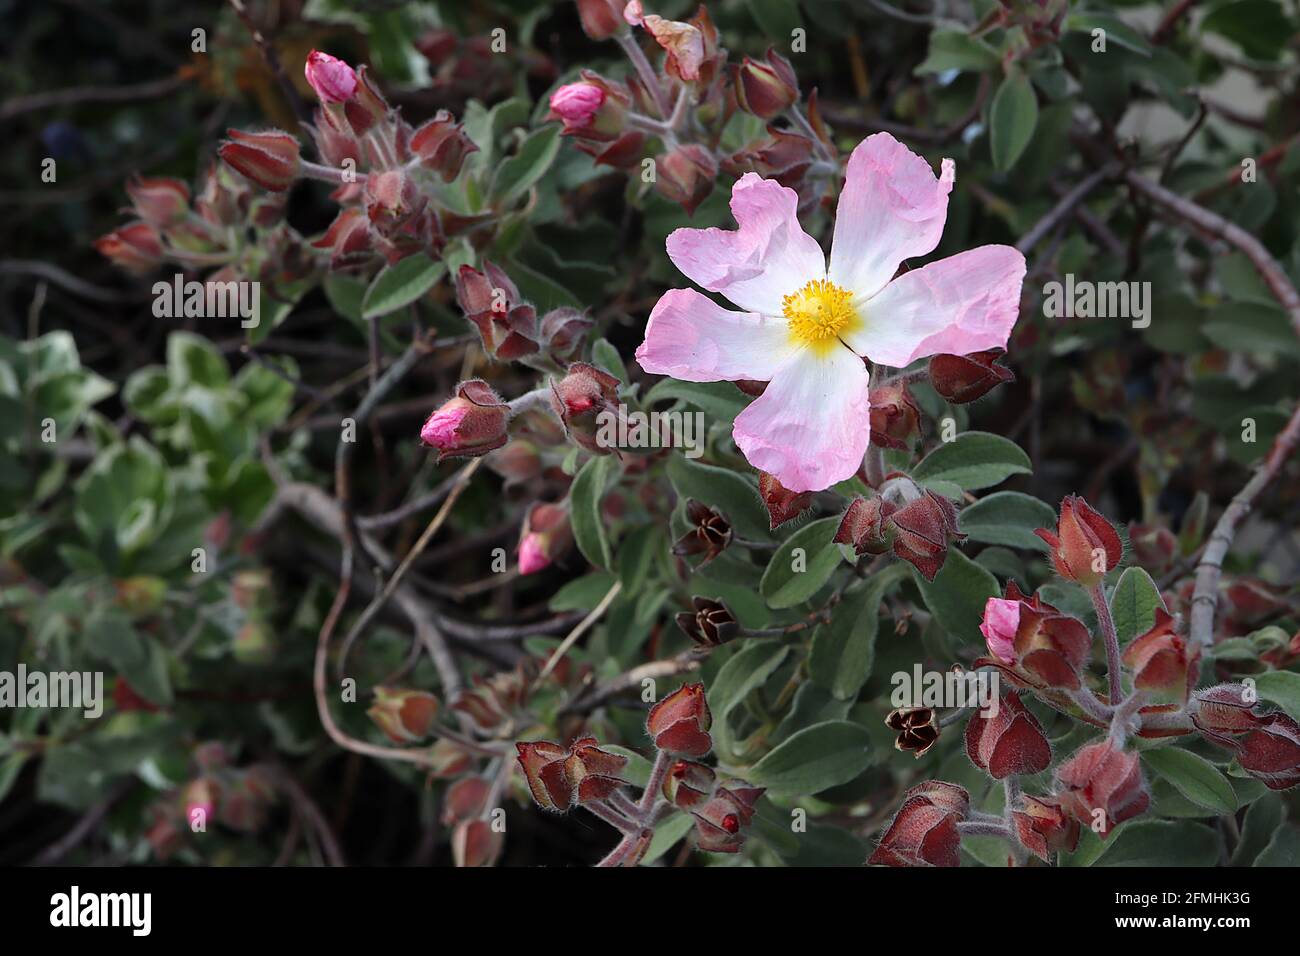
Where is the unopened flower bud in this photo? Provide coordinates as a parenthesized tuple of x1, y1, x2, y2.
(518, 502, 572, 575)
(734, 50, 799, 120)
(758, 470, 813, 529)
(692, 784, 762, 853)
(410, 110, 478, 181)
(305, 50, 358, 104)
(515, 736, 628, 812)
(420, 380, 510, 461)
(1012, 794, 1080, 862)
(549, 82, 625, 140)
(655, 144, 717, 216)
(367, 686, 439, 743)
(365, 168, 425, 231)
(1121, 610, 1199, 704)
(647, 683, 712, 756)
(126, 176, 191, 229)
(576, 0, 625, 39)
(834, 496, 896, 556)
(869, 781, 969, 867)
(964, 692, 1052, 778)
(868, 385, 920, 449)
(454, 262, 540, 360)
(539, 307, 594, 362)
(892, 490, 963, 581)
(1035, 494, 1123, 588)
(549, 362, 621, 454)
(93, 221, 163, 274)
(218, 128, 301, 192)
(1055, 740, 1149, 838)
(928, 349, 1015, 404)
(662, 759, 717, 809)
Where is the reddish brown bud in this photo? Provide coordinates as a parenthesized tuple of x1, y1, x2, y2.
(662, 759, 716, 808)
(410, 110, 478, 181)
(420, 379, 510, 462)
(311, 207, 371, 270)
(1121, 610, 1199, 704)
(1056, 740, 1149, 838)
(576, 0, 625, 39)
(93, 221, 163, 274)
(367, 686, 439, 744)
(126, 176, 191, 229)
(539, 307, 594, 362)
(549, 362, 621, 454)
(674, 595, 739, 648)
(654, 145, 717, 216)
(451, 819, 505, 867)
(758, 470, 813, 529)
(647, 683, 712, 756)
(868, 385, 921, 449)
(869, 781, 969, 867)
(1011, 794, 1080, 862)
(734, 50, 799, 120)
(724, 127, 814, 189)
(515, 736, 628, 812)
(928, 349, 1015, 404)
(834, 496, 896, 556)
(365, 168, 426, 231)
(454, 262, 540, 360)
(218, 128, 301, 192)
(964, 692, 1052, 778)
(891, 490, 963, 581)
(1035, 494, 1123, 588)
(691, 784, 762, 853)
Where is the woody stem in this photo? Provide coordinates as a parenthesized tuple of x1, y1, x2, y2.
(595, 835, 636, 867)
(300, 160, 366, 185)
(615, 31, 672, 119)
(1088, 584, 1124, 706)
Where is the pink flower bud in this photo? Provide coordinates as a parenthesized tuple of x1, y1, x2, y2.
(126, 175, 191, 228)
(1035, 494, 1123, 588)
(517, 502, 572, 575)
(550, 82, 605, 126)
(419, 380, 510, 462)
(549, 361, 621, 454)
(1055, 740, 1149, 838)
(980, 597, 1021, 663)
(518, 533, 550, 575)
(304, 50, 358, 104)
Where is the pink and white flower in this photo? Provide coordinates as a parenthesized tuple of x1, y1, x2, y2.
(635, 132, 1026, 492)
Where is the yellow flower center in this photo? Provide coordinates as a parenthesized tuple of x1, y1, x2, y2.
(783, 278, 859, 354)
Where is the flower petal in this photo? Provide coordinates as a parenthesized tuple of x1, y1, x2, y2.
(827, 132, 954, 300)
(666, 172, 825, 315)
(733, 346, 870, 492)
(635, 288, 797, 382)
(845, 245, 1026, 368)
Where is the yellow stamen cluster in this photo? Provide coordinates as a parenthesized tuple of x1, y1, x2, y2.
(783, 278, 859, 353)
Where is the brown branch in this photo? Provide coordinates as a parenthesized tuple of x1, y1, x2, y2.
(225, 0, 313, 127)
(1017, 164, 1120, 254)
(0, 74, 184, 122)
(1118, 169, 1300, 647)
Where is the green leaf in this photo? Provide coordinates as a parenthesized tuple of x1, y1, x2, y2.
(759, 517, 843, 609)
(643, 379, 749, 423)
(1142, 747, 1237, 814)
(590, 338, 627, 384)
(708, 640, 790, 722)
(87, 609, 173, 707)
(747, 721, 872, 797)
(1093, 820, 1220, 866)
(666, 455, 769, 541)
(549, 571, 618, 612)
(959, 491, 1055, 550)
(1109, 567, 1166, 644)
(491, 125, 561, 207)
(1253, 670, 1300, 722)
(915, 29, 1000, 74)
(166, 332, 229, 389)
(1201, 0, 1291, 61)
(989, 70, 1038, 172)
(641, 811, 696, 864)
(912, 431, 1031, 490)
(361, 255, 445, 320)
(809, 565, 906, 700)
(1254, 826, 1300, 866)
(1233, 793, 1282, 864)
(911, 547, 999, 642)
(569, 455, 613, 569)
(1064, 12, 1153, 56)
(747, 0, 802, 42)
